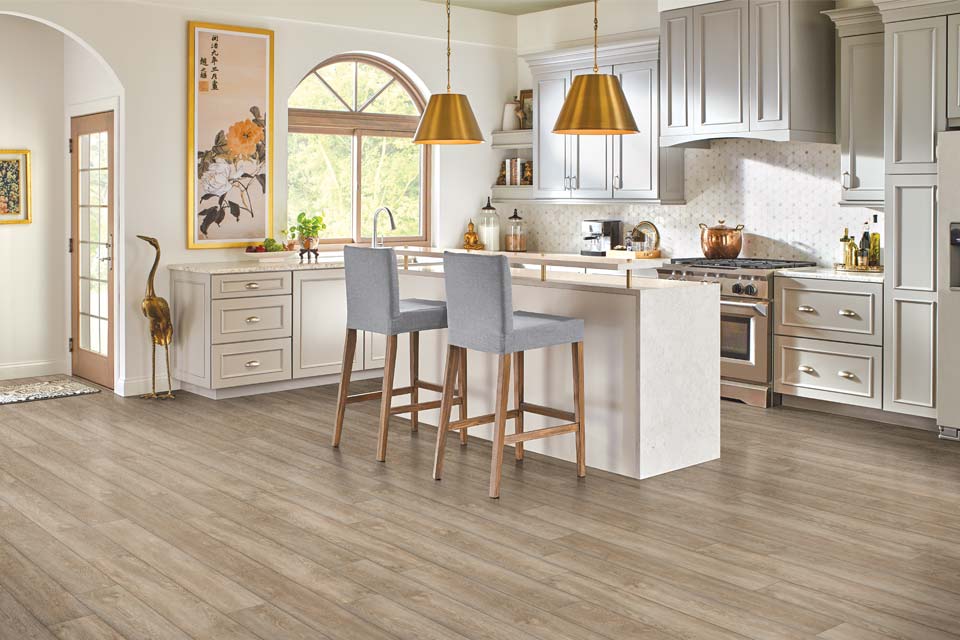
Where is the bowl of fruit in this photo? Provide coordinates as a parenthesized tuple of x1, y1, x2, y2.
(243, 238, 300, 262)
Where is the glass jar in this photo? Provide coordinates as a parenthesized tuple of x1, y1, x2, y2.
(477, 197, 500, 251)
(504, 209, 526, 252)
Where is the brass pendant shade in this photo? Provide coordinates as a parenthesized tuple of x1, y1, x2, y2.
(552, 0, 639, 136)
(553, 73, 638, 135)
(413, 93, 484, 145)
(413, 0, 484, 145)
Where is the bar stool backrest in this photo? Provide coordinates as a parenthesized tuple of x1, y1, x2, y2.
(344, 245, 400, 334)
(442, 252, 513, 354)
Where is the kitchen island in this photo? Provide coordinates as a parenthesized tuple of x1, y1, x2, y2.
(168, 251, 719, 480)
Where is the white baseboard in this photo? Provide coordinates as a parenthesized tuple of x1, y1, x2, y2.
(116, 375, 181, 398)
(0, 359, 69, 380)
(178, 368, 381, 400)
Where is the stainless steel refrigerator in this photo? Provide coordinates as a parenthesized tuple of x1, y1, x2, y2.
(937, 133, 960, 439)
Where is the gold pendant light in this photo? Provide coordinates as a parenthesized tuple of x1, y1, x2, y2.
(553, 0, 639, 135)
(413, 0, 484, 145)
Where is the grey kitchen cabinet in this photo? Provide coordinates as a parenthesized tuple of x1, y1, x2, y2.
(838, 32, 885, 205)
(948, 14, 960, 126)
(884, 17, 946, 175)
(525, 35, 683, 202)
(660, 0, 834, 146)
(293, 270, 362, 379)
(692, 0, 749, 135)
(533, 70, 570, 199)
(884, 174, 938, 418)
(660, 8, 694, 137)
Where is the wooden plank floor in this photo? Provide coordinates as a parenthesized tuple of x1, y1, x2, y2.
(1, 378, 959, 640)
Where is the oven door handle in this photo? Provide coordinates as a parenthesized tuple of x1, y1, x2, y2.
(721, 300, 769, 317)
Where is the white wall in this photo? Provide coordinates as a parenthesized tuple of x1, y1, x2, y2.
(0, 16, 66, 379)
(0, 0, 517, 394)
(64, 36, 122, 106)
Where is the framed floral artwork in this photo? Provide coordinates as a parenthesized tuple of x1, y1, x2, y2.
(0, 150, 31, 225)
(187, 22, 274, 248)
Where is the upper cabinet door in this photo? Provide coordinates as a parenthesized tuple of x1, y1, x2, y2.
(749, 0, 790, 131)
(534, 70, 571, 199)
(885, 17, 946, 175)
(660, 8, 695, 137)
(948, 14, 960, 125)
(616, 61, 658, 200)
(839, 32, 885, 204)
(571, 66, 615, 199)
(693, 0, 749, 134)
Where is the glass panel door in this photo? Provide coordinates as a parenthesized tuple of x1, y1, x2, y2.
(71, 111, 114, 389)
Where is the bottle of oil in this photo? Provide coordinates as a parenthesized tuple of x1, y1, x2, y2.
(840, 227, 854, 267)
(858, 221, 871, 267)
(869, 214, 881, 266)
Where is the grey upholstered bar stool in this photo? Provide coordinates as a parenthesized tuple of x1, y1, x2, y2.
(333, 245, 466, 461)
(433, 252, 586, 498)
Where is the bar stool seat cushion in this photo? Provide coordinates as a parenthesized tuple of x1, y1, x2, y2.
(394, 298, 448, 334)
(506, 311, 584, 353)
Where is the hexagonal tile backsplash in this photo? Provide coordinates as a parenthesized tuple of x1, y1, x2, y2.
(511, 139, 881, 266)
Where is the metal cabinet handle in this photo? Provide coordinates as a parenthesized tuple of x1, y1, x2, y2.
(245, 316, 261, 324)
(837, 370, 856, 380)
(842, 171, 851, 190)
(244, 360, 261, 368)
(838, 309, 858, 318)
(798, 365, 816, 374)
(563, 176, 570, 190)
(614, 175, 621, 190)
(244, 282, 260, 290)
(797, 305, 816, 313)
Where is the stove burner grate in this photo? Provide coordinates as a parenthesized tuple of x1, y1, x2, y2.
(669, 258, 817, 270)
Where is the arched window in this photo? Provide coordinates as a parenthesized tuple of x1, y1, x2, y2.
(287, 54, 429, 245)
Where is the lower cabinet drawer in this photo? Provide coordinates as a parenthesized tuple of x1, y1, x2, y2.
(212, 338, 292, 389)
(212, 295, 292, 344)
(774, 336, 882, 409)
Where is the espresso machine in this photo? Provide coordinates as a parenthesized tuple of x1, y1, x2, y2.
(581, 220, 622, 256)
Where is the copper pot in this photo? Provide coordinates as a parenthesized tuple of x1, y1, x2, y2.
(699, 219, 744, 259)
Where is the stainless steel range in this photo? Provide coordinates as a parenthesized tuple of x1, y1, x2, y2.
(657, 258, 816, 408)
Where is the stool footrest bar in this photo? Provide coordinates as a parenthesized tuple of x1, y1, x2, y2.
(504, 422, 578, 444)
(448, 409, 519, 431)
(390, 398, 450, 414)
(521, 402, 575, 423)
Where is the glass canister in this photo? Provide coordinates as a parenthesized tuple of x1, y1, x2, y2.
(505, 209, 526, 252)
(477, 197, 501, 251)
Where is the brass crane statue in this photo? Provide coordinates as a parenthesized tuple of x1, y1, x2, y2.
(137, 235, 174, 399)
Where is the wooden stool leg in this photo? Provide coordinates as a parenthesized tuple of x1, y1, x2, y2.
(332, 329, 357, 447)
(489, 353, 512, 498)
(409, 332, 420, 433)
(458, 349, 469, 445)
(572, 341, 585, 478)
(376, 335, 398, 462)
(514, 351, 524, 461)
(433, 345, 461, 480)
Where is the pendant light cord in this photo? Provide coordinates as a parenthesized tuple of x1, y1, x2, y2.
(593, 0, 599, 73)
(446, 0, 452, 93)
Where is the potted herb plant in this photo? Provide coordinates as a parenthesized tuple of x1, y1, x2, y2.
(287, 212, 326, 251)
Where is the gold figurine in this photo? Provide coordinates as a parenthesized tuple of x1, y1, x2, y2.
(463, 219, 484, 250)
(137, 235, 174, 399)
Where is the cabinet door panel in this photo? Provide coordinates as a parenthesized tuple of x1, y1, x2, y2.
(616, 62, 658, 199)
(885, 17, 946, 174)
(660, 8, 694, 137)
(839, 33, 884, 204)
(884, 295, 937, 416)
(571, 66, 614, 198)
(364, 331, 386, 370)
(948, 14, 960, 123)
(534, 71, 571, 198)
(293, 271, 361, 379)
(693, 0, 749, 134)
(888, 175, 937, 292)
(750, 0, 790, 131)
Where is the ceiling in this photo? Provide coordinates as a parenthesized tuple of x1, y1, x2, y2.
(422, 0, 588, 15)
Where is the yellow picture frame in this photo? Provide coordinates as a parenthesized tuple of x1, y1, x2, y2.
(0, 149, 32, 225)
(187, 22, 274, 249)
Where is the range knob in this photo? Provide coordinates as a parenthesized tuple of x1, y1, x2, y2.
(744, 284, 758, 296)
(730, 282, 744, 295)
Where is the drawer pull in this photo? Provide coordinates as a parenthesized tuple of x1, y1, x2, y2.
(838, 309, 858, 318)
(244, 282, 260, 290)
(244, 360, 261, 368)
(245, 316, 261, 324)
(837, 370, 856, 380)
(797, 305, 816, 313)
(798, 365, 816, 374)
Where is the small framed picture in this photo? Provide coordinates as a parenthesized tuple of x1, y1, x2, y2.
(519, 89, 533, 129)
(0, 150, 31, 225)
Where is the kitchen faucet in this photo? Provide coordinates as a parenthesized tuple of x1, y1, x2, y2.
(371, 207, 396, 248)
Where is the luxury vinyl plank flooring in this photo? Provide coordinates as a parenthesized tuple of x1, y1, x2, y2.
(1, 380, 959, 639)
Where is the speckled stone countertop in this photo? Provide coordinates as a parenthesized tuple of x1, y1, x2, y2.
(775, 267, 885, 284)
(167, 258, 346, 274)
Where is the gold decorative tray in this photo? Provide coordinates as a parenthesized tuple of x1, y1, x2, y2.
(834, 263, 884, 273)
